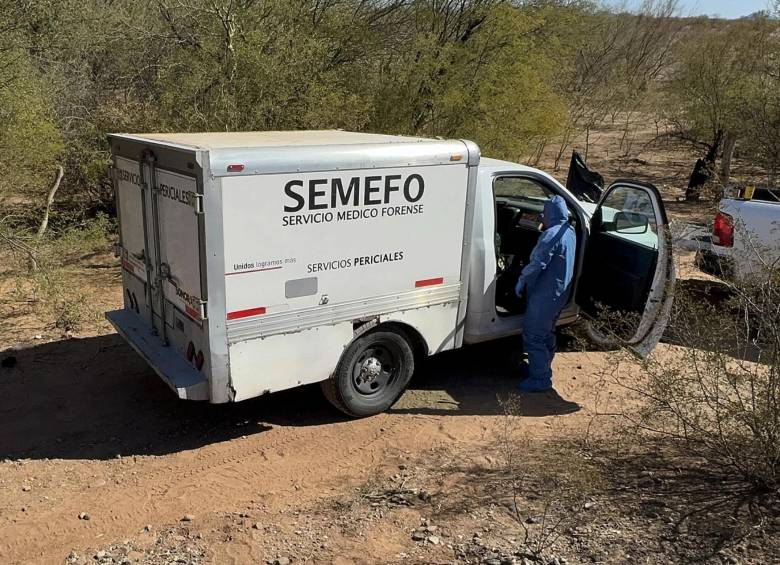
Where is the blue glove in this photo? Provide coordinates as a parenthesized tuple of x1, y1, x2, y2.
(515, 278, 525, 298)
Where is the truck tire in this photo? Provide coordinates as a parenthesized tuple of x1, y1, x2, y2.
(321, 330, 415, 418)
(566, 319, 619, 352)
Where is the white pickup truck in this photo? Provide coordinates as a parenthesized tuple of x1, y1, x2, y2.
(696, 189, 780, 281)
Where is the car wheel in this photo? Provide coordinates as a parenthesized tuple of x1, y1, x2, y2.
(321, 330, 415, 418)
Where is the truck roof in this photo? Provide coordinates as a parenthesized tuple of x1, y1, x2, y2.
(110, 130, 432, 150)
(478, 157, 537, 172)
(109, 130, 480, 176)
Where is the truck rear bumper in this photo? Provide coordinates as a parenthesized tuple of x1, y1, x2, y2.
(106, 309, 209, 401)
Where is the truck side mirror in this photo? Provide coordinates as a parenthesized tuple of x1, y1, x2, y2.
(614, 211, 649, 234)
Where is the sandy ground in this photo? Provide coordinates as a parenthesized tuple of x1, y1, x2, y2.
(5, 252, 762, 564)
(0, 318, 623, 563)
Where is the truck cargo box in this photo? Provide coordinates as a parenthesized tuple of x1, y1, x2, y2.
(106, 131, 479, 408)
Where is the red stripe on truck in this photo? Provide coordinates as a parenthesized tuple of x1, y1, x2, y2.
(227, 307, 267, 320)
(415, 277, 444, 288)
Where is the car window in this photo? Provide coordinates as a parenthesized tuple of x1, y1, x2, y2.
(597, 186, 658, 249)
(494, 177, 550, 202)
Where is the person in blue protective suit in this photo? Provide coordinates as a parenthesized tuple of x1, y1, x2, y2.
(514, 195, 576, 392)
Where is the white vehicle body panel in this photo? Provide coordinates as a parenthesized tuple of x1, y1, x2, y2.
(230, 323, 354, 400)
(220, 165, 467, 321)
(156, 168, 203, 317)
(115, 157, 147, 282)
(220, 163, 469, 398)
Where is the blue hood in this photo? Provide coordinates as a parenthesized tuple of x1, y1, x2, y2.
(543, 195, 569, 228)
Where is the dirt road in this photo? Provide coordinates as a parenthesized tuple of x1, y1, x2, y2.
(0, 331, 613, 564)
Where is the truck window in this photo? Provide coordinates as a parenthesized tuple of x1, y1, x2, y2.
(597, 186, 658, 249)
(494, 176, 550, 202)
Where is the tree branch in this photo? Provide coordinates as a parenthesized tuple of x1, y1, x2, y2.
(36, 165, 64, 240)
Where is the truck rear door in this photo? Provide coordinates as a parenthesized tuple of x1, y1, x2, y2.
(576, 180, 675, 357)
(115, 156, 150, 320)
(153, 165, 206, 326)
(114, 154, 206, 341)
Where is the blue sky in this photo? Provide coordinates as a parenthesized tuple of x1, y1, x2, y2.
(609, 0, 770, 18)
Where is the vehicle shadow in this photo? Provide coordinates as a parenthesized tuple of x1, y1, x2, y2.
(0, 334, 336, 461)
(0, 333, 580, 461)
(663, 277, 764, 363)
(394, 336, 581, 418)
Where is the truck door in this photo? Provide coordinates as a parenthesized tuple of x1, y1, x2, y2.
(576, 180, 675, 357)
(115, 156, 151, 322)
(142, 154, 206, 343)
(115, 153, 205, 344)
(156, 168, 205, 324)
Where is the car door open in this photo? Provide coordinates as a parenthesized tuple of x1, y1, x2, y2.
(576, 180, 675, 357)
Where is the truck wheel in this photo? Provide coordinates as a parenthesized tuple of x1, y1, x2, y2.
(566, 320, 619, 352)
(321, 330, 415, 418)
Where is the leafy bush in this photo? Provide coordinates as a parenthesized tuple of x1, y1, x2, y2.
(52, 292, 93, 332)
(1, 215, 113, 333)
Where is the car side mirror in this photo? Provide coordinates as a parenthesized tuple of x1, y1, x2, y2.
(614, 211, 649, 234)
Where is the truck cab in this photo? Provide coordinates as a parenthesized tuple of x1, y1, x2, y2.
(466, 158, 675, 358)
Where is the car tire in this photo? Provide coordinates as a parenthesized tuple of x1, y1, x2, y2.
(321, 330, 415, 418)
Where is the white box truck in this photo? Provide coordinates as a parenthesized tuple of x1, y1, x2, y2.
(106, 131, 675, 416)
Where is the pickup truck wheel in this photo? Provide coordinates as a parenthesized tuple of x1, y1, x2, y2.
(321, 331, 415, 418)
(565, 319, 620, 352)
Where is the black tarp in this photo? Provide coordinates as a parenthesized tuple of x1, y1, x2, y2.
(565, 150, 604, 203)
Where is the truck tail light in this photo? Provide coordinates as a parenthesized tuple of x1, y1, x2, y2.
(194, 351, 205, 371)
(713, 212, 734, 247)
(186, 341, 195, 362)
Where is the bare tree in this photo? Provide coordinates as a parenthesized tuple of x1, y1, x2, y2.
(553, 0, 680, 169)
